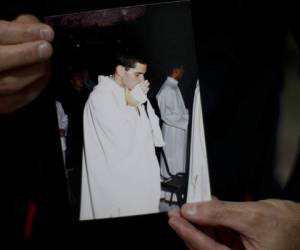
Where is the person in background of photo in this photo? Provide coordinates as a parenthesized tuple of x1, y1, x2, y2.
(80, 52, 165, 220)
(82, 68, 96, 93)
(63, 69, 89, 220)
(156, 64, 189, 200)
(55, 100, 68, 165)
(55, 100, 75, 211)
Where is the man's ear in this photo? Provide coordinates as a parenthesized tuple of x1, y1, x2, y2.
(116, 65, 125, 77)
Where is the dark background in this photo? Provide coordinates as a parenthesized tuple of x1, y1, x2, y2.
(1, 0, 300, 246)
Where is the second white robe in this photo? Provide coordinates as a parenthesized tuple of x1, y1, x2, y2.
(156, 77, 189, 177)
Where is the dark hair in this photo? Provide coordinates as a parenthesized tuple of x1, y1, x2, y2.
(167, 62, 184, 74)
(113, 50, 147, 70)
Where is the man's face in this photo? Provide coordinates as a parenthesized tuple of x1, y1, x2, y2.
(122, 63, 147, 90)
(173, 66, 184, 80)
(71, 74, 84, 92)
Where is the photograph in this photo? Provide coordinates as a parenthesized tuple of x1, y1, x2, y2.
(45, 0, 210, 221)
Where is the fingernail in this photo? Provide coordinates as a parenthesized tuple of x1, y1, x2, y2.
(182, 204, 197, 216)
(40, 27, 54, 41)
(168, 217, 178, 228)
(38, 42, 52, 59)
(168, 207, 180, 217)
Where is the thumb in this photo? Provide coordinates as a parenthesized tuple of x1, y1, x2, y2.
(181, 200, 254, 234)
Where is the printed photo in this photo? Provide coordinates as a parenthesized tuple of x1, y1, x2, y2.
(45, 0, 210, 221)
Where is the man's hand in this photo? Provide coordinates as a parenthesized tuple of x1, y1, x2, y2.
(140, 80, 150, 95)
(126, 80, 150, 108)
(0, 15, 54, 113)
(168, 199, 300, 250)
(125, 88, 139, 107)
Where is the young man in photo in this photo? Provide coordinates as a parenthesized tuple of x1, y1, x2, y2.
(80, 52, 165, 220)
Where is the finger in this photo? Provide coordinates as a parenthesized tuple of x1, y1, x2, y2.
(181, 200, 255, 234)
(0, 20, 54, 44)
(0, 62, 48, 95)
(144, 87, 150, 95)
(0, 71, 49, 113)
(140, 80, 149, 88)
(139, 82, 146, 91)
(183, 239, 198, 250)
(0, 40, 52, 72)
(140, 85, 148, 94)
(168, 216, 230, 250)
(215, 227, 245, 250)
(168, 207, 181, 218)
(142, 81, 150, 91)
(139, 83, 146, 91)
(211, 196, 219, 200)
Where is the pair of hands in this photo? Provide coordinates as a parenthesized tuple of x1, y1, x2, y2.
(125, 80, 150, 107)
(0, 15, 54, 113)
(168, 199, 300, 250)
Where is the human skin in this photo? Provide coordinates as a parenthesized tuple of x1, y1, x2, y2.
(168, 199, 300, 250)
(0, 15, 54, 113)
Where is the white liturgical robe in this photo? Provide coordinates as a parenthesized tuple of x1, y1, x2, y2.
(156, 77, 189, 177)
(187, 80, 211, 203)
(80, 76, 163, 220)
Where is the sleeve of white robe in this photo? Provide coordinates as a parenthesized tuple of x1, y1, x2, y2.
(56, 101, 68, 132)
(157, 87, 189, 130)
